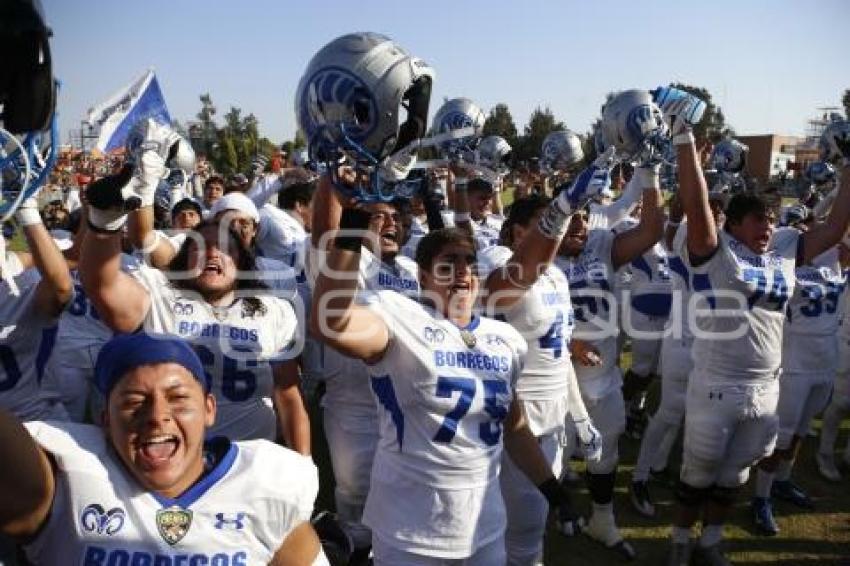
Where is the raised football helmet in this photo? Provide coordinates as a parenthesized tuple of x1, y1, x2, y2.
(804, 161, 836, 187)
(476, 135, 512, 176)
(430, 97, 485, 162)
(295, 32, 434, 202)
(599, 90, 666, 165)
(540, 130, 584, 174)
(819, 119, 850, 164)
(710, 138, 748, 174)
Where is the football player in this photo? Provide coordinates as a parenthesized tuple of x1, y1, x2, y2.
(555, 90, 667, 559)
(0, 333, 327, 565)
(477, 194, 601, 566)
(80, 120, 304, 446)
(751, 226, 848, 535)
(664, 92, 850, 565)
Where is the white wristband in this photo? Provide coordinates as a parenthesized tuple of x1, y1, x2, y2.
(672, 131, 695, 146)
(15, 208, 42, 227)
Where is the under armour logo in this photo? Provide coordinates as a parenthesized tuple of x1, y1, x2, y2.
(214, 512, 246, 530)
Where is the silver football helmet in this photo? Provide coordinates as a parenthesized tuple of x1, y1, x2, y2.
(476, 135, 512, 175)
(819, 119, 850, 164)
(540, 130, 584, 173)
(295, 32, 435, 201)
(430, 97, 485, 161)
(804, 161, 835, 187)
(710, 138, 748, 174)
(600, 89, 665, 164)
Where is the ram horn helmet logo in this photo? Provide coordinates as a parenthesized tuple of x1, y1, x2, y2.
(156, 506, 193, 545)
(80, 504, 126, 536)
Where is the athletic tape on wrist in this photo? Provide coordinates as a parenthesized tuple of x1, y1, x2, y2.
(537, 193, 572, 239)
(673, 131, 695, 146)
(15, 208, 42, 227)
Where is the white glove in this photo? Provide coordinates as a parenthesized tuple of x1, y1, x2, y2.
(573, 418, 602, 463)
(654, 87, 705, 145)
(14, 196, 42, 226)
(561, 163, 612, 211)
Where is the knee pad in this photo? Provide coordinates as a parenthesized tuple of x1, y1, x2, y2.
(674, 480, 709, 507)
(708, 484, 740, 506)
(622, 370, 653, 401)
(586, 471, 617, 505)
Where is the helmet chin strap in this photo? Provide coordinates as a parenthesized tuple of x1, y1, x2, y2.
(327, 125, 479, 203)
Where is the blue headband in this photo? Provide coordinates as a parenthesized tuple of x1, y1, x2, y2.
(94, 333, 209, 395)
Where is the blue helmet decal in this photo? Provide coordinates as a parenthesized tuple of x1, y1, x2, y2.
(437, 110, 475, 133)
(625, 104, 654, 141)
(299, 66, 378, 149)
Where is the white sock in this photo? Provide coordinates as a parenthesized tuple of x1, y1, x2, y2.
(699, 524, 723, 547)
(591, 501, 614, 520)
(775, 459, 793, 482)
(754, 469, 775, 499)
(671, 526, 691, 545)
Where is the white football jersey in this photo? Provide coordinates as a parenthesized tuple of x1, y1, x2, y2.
(555, 229, 620, 401)
(363, 290, 525, 487)
(24, 421, 318, 566)
(360, 290, 525, 554)
(478, 245, 574, 400)
(0, 266, 65, 420)
(470, 214, 504, 251)
(133, 265, 301, 441)
(679, 228, 798, 383)
(782, 247, 846, 375)
(613, 216, 673, 317)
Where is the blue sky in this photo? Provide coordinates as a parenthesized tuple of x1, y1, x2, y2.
(44, 0, 849, 145)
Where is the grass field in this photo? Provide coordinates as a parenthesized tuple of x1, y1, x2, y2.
(307, 350, 850, 566)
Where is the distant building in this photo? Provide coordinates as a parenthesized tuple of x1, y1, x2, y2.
(736, 134, 805, 184)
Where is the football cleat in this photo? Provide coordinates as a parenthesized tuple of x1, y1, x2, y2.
(771, 480, 813, 509)
(584, 512, 636, 561)
(751, 497, 779, 536)
(815, 452, 842, 482)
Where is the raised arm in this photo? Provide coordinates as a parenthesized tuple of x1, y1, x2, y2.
(611, 167, 665, 270)
(801, 130, 850, 263)
(308, 177, 390, 363)
(0, 411, 54, 539)
(486, 159, 614, 311)
(15, 197, 73, 317)
(127, 203, 178, 269)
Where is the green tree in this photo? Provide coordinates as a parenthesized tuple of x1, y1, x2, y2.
(514, 106, 565, 163)
(843, 88, 850, 120)
(669, 83, 733, 142)
(482, 103, 519, 147)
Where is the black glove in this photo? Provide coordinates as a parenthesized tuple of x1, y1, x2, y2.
(334, 207, 372, 252)
(538, 477, 585, 536)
